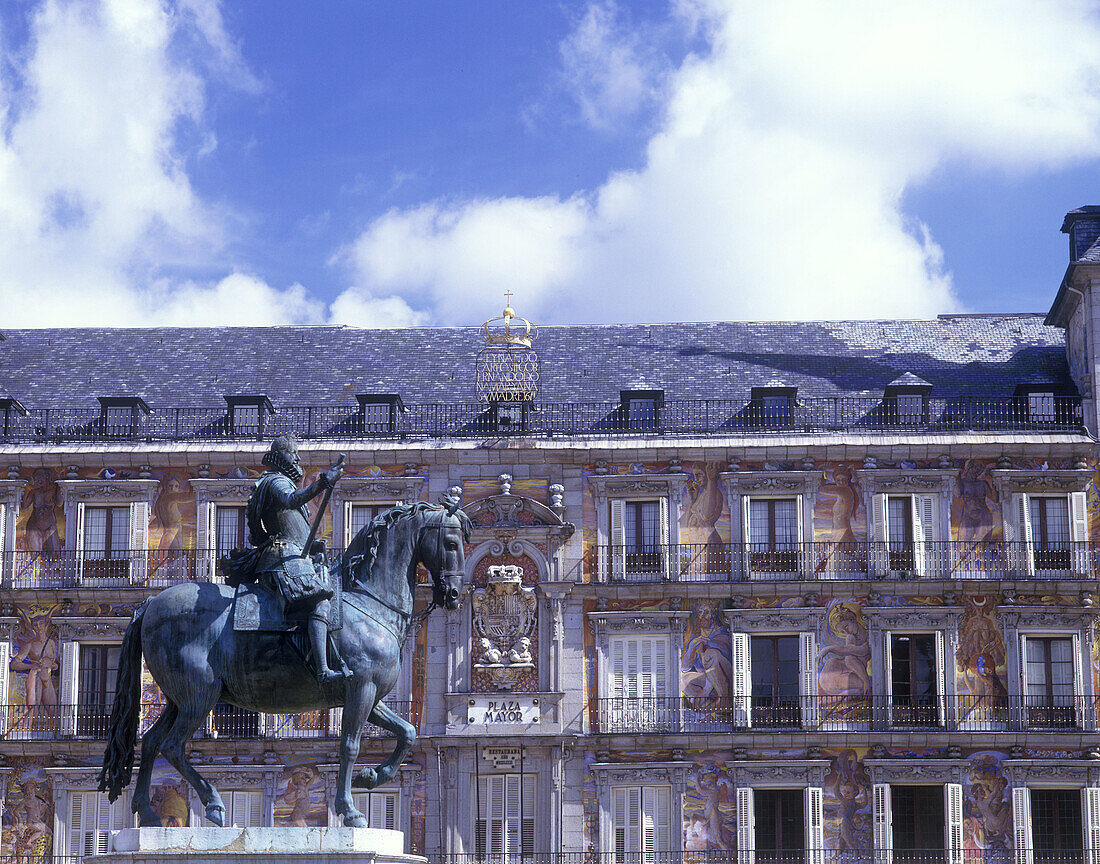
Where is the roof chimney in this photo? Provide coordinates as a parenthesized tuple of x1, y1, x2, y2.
(1061, 206, 1100, 262)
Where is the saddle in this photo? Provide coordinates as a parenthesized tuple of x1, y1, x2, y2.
(232, 569, 343, 632)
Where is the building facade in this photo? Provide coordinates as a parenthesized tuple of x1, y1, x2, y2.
(3, 209, 1100, 863)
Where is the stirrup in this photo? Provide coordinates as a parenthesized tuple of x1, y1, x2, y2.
(316, 667, 349, 684)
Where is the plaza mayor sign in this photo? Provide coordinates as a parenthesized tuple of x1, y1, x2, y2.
(467, 697, 541, 726)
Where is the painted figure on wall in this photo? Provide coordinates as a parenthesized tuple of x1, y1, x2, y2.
(967, 753, 1011, 853)
(818, 602, 871, 696)
(683, 463, 725, 545)
(685, 763, 735, 850)
(150, 781, 190, 827)
(682, 601, 732, 699)
(5, 778, 52, 858)
(957, 597, 1008, 703)
(816, 465, 862, 543)
(22, 468, 60, 552)
(275, 765, 325, 827)
(954, 460, 997, 543)
(824, 749, 871, 852)
(151, 472, 193, 581)
(10, 608, 58, 708)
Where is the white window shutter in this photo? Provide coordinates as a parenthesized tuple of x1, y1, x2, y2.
(658, 496, 674, 580)
(912, 494, 937, 577)
(612, 786, 627, 858)
(342, 500, 355, 549)
(1074, 632, 1086, 728)
(870, 493, 889, 576)
(609, 638, 625, 700)
(736, 786, 754, 864)
(609, 499, 626, 580)
(794, 493, 805, 576)
(75, 501, 86, 583)
(805, 786, 824, 864)
(741, 496, 753, 579)
(1012, 786, 1032, 864)
(196, 501, 216, 581)
(129, 500, 149, 583)
(873, 784, 892, 864)
(1070, 491, 1090, 575)
(327, 706, 344, 737)
(69, 791, 84, 857)
(0, 640, 10, 734)
(731, 632, 751, 727)
(0, 502, 6, 584)
(642, 786, 671, 855)
(883, 631, 894, 725)
(799, 631, 818, 727)
(934, 630, 948, 727)
(60, 640, 79, 736)
(945, 783, 964, 864)
(1011, 493, 1034, 576)
(652, 637, 668, 701)
(1084, 786, 1100, 864)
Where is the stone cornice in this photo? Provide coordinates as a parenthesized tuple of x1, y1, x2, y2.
(723, 606, 826, 633)
(863, 606, 962, 629)
(588, 610, 690, 641)
(55, 617, 131, 641)
(855, 469, 956, 493)
(56, 479, 159, 503)
(0, 480, 27, 510)
(188, 477, 257, 502)
(331, 475, 425, 503)
(720, 470, 818, 494)
(724, 760, 831, 787)
(864, 758, 968, 784)
(587, 472, 690, 504)
(992, 468, 1093, 495)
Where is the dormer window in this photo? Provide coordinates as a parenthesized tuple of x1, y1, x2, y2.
(489, 399, 530, 432)
(0, 397, 27, 438)
(225, 396, 274, 438)
(883, 373, 932, 426)
(620, 388, 664, 430)
(97, 397, 150, 438)
(1014, 384, 1076, 426)
(356, 394, 403, 434)
(750, 382, 796, 427)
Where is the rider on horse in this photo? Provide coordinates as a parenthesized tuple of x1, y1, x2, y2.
(222, 435, 350, 684)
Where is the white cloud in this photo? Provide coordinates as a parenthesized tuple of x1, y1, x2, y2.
(0, 0, 317, 327)
(559, 1, 663, 129)
(345, 0, 1100, 324)
(329, 288, 428, 329)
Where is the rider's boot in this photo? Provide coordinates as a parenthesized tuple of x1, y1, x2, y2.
(309, 607, 347, 684)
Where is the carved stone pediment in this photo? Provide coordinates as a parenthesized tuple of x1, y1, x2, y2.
(332, 476, 425, 503)
(865, 758, 967, 784)
(472, 565, 537, 690)
(56, 479, 160, 502)
(587, 473, 690, 506)
(56, 617, 131, 641)
(720, 471, 817, 493)
(723, 607, 826, 633)
(189, 478, 257, 502)
(592, 761, 690, 793)
(1003, 760, 1100, 786)
(992, 469, 1093, 495)
(725, 760, 831, 787)
(855, 469, 956, 493)
(464, 494, 574, 537)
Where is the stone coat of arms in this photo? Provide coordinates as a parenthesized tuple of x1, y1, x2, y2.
(471, 565, 536, 690)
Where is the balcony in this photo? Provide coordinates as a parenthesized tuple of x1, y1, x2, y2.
(592, 695, 1100, 734)
(0, 701, 420, 740)
(0, 395, 1083, 443)
(595, 540, 1099, 582)
(429, 853, 1076, 864)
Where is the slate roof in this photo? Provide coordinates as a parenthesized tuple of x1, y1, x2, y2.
(0, 314, 1073, 409)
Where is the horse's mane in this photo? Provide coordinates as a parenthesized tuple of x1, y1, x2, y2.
(340, 501, 472, 590)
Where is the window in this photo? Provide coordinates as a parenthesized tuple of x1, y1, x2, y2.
(608, 498, 670, 579)
(610, 785, 671, 863)
(342, 502, 395, 549)
(1014, 787, 1099, 864)
(870, 494, 938, 576)
(732, 632, 817, 728)
(69, 790, 130, 859)
(225, 396, 272, 437)
(605, 635, 671, 731)
(96, 397, 149, 438)
(620, 389, 664, 431)
(1024, 636, 1080, 728)
(873, 784, 963, 864)
(223, 790, 263, 828)
(357, 394, 402, 434)
(475, 774, 535, 860)
(1030, 498, 1071, 571)
(761, 396, 790, 426)
(887, 633, 945, 727)
(745, 498, 800, 575)
(209, 703, 261, 738)
(736, 787, 824, 864)
(491, 401, 530, 432)
(76, 644, 120, 737)
(353, 792, 398, 830)
(895, 394, 924, 424)
(1029, 392, 1057, 423)
(215, 505, 247, 556)
(1008, 492, 1088, 576)
(82, 506, 131, 581)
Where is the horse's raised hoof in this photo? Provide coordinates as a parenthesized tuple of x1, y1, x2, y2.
(206, 803, 226, 827)
(351, 767, 378, 789)
(343, 812, 368, 828)
(136, 806, 162, 828)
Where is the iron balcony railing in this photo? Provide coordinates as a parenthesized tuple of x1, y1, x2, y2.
(593, 694, 1100, 734)
(430, 852, 1077, 864)
(0, 396, 1083, 443)
(0, 701, 420, 740)
(596, 540, 1100, 582)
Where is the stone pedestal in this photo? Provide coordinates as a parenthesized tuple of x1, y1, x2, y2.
(88, 826, 425, 864)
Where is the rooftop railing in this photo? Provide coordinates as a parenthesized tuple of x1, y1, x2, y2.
(431, 852, 1051, 864)
(0, 396, 1083, 443)
(595, 540, 1100, 582)
(593, 694, 1100, 734)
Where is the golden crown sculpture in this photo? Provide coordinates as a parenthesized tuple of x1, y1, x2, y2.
(481, 292, 538, 348)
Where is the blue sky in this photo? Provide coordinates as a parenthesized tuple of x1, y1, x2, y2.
(2, 0, 1100, 327)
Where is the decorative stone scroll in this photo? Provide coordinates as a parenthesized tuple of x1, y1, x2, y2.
(471, 565, 537, 690)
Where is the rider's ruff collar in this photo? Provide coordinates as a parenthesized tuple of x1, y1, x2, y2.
(262, 445, 304, 483)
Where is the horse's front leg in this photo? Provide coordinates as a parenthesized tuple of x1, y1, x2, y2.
(335, 678, 376, 827)
(352, 700, 416, 789)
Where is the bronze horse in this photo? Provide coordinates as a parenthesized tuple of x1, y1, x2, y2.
(98, 499, 469, 828)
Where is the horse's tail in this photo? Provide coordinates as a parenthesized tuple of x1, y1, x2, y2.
(98, 600, 147, 802)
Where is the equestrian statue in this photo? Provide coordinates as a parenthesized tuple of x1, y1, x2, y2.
(97, 436, 470, 829)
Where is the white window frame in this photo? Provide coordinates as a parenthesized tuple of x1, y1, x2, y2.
(735, 785, 825, 864)
(722, 472, 819, 581)
(588, 474, 689, 583)
(882, 630, 948, 728)
(608, 784, 672, 861)
(329, 476, 425, 555)
(473, 773, 537, 859)
(190, 479, 257, 582)
(0, 480, 25, 587)
(56, 481, 157, 586)
(1012, 785, 1100, 864)
(605, 633, 673, 732)
(1018, 631, 1086, 729)
(607, 497, 671, 580)
(993, 470, 1092, 578)
(60, 639, 122, 738)
(740, 494, 806, 580)
(353, 790, 400, 831)
(221, 789, 264, 828)
(869, 493, 940, 577)
(872, 782, 964, 864)
(730, 630, 818, 729)
(339, 500, 399, 550)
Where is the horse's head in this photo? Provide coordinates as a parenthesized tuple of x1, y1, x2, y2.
(417, 495, 470, 610)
